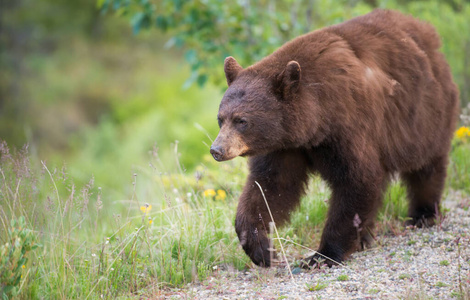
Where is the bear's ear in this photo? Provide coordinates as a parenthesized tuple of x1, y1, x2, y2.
(224, 56, 243, 86)
(277, 61, 301, 99)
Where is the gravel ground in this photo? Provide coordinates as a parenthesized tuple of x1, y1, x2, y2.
(163, 193, 470, 299)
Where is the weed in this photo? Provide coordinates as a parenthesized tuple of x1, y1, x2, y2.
(399, 273, 411, 280)
(0, 217, 41, 299)
(306, 282, 328, 291)
(440, 260, 450, 266)
(337, 274, 349, 281)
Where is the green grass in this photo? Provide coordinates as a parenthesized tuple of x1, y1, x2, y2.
(436, 281, 448, 287)
(399, 273, 412, 280)
(306, 281, 328, 291)
(1, 136, 469, 298)
(0, 142, 248, 298)
(448, 138, 470, 194)
(440, 260, 450, 266)
(337, 274, 349, 281)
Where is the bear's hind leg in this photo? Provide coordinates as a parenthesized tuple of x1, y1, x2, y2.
(401, 155, 448, 227)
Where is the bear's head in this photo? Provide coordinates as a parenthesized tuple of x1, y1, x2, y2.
(210, 57, 302, 161)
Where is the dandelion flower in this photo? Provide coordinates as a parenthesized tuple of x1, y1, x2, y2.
(203, 189, 216, 197)
(140, 203, 152, 214)
(455, 126, 470, 139)
(148, 217, 153, 225)
(215, 189, 227, 201)
(22, 265, 25, 269)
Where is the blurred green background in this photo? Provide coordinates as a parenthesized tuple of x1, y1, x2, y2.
(1, 0, 469, 192)
(1, 1, 469, 296)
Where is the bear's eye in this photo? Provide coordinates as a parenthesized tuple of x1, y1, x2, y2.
(234, 118, 248, 127)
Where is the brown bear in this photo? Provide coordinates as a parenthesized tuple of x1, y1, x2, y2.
(210, 9, 459, 267)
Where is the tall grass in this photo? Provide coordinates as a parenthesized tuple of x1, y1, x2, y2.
(0, 141, 248, 298)
(448, 139, 470, 194)
(1, 134, 469, 298)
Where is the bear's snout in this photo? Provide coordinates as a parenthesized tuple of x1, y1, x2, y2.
(210, 145, 225, 161)
(211, 128, 249, 161)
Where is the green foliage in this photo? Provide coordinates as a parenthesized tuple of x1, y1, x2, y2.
(0, 0, 110, 148)
(398, 273, 412, 280)
(306, 281, 328, 291)
(0, 217, 40, 299)
(448, 135, 470, 194)
(337, 274, 349, 281)
(283, 178, 329, 247)
(101, 0, 470, 107)
(100, 0, 371, 87)
(379, 182, 409, 222)
(440, 260, 450, 266)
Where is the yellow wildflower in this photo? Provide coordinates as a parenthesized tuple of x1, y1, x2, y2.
(148, 217, 153, 225)
(22, 265, 25, 269)
(455, 126, 470, 139)
(215, 189, 227, 201)
(203, 189, 216, 197)
(140, 204, 152, 214)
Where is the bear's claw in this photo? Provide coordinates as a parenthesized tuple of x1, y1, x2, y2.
(300, 252, 342, 269)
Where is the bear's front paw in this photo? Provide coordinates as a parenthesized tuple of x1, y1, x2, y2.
(300, 250, 343, 269)
(299, 253, 337, 269)
(405, 215, 436, 228)
(236, 219, 276, 267)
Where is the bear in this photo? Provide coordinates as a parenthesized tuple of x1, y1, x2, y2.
(210, 9, 459, 267)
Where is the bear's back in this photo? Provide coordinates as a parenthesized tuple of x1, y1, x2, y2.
(253, 9, 459, 172)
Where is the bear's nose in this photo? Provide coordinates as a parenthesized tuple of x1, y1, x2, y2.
(210, 146, 224, 161)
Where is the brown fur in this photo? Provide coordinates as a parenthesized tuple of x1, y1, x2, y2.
(210, 9, 459, 267)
